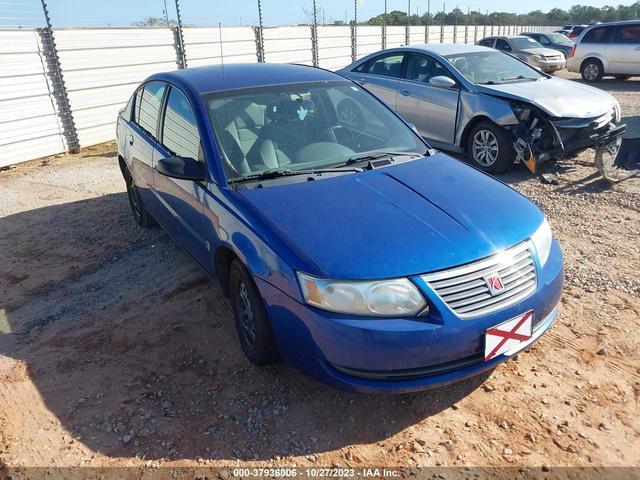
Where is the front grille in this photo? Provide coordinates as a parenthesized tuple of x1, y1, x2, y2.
(421, 242, 537, 319)
(544, 55, 563, 61)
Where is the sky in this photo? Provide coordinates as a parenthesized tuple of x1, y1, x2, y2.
(1, 0, 638, 28)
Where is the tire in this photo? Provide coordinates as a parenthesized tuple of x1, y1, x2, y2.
(614, 75, 631, 80)
(466, 120, 516, 174)
(229, 259, 279, 366)
(123, 166, 154, 227)
(581, 59, 603, 82)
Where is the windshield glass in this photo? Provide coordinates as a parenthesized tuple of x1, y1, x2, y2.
(204, 81, 425, 180)
(509, 37, 543, 49)
(546, 33, 573, 44)
(445, 51, 545, 85)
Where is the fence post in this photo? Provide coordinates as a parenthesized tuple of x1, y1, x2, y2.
(174, 0, 187, 68)
(253, 26, 264, 62)
(405, 24, 410, 45)
(464, 16, 468, 44)
(382, 24, 387, 49)
(38, 0, 79, 154)
(311, 0, 319, 66)
(172, 27, 187, 69)
(351, 24, 357, 61)
(254, 0, 265, 62)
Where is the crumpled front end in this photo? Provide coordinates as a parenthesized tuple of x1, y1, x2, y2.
(507, 101, 627, 176)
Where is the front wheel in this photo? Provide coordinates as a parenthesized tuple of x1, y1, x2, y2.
(229, 259, 279, 366)
(466, 121, 515, 174)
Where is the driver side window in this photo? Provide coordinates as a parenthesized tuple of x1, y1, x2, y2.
(495, 39, 512, 51)
(405, 54, 454, 84)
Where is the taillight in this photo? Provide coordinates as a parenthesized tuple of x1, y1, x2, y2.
(569, 44, 577, 57)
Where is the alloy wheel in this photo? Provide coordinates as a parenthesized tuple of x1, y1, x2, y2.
(583, 63, 599, 81)
(126, 173, 143, 221)
(237, 281, 256, 346)
(472, 129, 500, 167)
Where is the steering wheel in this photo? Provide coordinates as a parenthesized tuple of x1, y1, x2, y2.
(323, 124, 355, 146)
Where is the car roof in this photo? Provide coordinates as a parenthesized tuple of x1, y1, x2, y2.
(402, 43, 496, 55)
(146, 63, 342, 94)
(583, 19, 639, 27)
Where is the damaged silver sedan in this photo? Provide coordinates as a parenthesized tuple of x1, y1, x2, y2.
(339, 44, 627, 177)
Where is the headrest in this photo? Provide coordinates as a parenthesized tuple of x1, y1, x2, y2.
(265, 98, 300, 122)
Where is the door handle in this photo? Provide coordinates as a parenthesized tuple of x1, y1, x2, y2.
(127, 134, 134, 145)
(400, 90, 410, 96)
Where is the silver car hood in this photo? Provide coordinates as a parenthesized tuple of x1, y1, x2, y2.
(521, 47, 564, 56)
(476, 77, 617, 118)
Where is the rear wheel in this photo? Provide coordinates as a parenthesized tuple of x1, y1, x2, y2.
(124, 166, 154, 227)
(229, 259, 279, 366)
(466, 121, 515, 174)
(581, 59, 603, 82)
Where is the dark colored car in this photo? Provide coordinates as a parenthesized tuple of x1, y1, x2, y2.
(522, 32, 575, 58)
(115, 63, 563, 393)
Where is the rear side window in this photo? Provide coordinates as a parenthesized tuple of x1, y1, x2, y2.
(161, 87, 201, 161)
(581, 26, 611, 43)
(363, 54, 405, 78)
(613, 24, 640, 44)
(135, 82, 166, 140)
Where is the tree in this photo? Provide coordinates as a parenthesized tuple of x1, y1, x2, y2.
(132, 16, 177, 27)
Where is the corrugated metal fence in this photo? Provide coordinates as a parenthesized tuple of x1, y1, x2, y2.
(0, 24, 556, 167)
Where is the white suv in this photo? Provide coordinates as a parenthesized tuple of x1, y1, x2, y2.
(567, 20, 640, 82)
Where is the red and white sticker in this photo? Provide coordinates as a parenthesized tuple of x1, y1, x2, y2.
(484, 311, 533, 361)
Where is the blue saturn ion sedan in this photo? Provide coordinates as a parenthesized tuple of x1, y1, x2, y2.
(116, 63, 563, 394)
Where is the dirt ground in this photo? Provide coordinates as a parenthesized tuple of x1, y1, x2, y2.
(1, 71, 639, 475)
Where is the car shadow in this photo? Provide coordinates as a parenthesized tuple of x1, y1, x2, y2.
(0, 193, 491, 464)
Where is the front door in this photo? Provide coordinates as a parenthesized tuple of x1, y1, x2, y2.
(395, 54, 460, 145)
(153, 85, 208, 268)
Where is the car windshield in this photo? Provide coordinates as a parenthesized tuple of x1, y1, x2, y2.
(204, 80, 426, 181)
(509, 37, 543, 49)
(546, 33, 573, 44)
(445, 51, 545, 85)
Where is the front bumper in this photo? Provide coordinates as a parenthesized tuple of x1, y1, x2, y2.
(531, 58, 566, 72)
(257, 240, 564, 394)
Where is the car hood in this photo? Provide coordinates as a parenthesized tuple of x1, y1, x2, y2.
(476, 77, 616, 118)
(239, 154, 544, 279)
(520, 47, 564, 56)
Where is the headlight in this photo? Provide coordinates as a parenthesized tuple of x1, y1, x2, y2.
(297, 273, 427, 317)
(531, 218, 553, 267)
(531, 54, 544, 61)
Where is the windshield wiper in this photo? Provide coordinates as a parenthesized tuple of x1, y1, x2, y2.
(228, 167, 362, 184)
(343, 150, 426, 167)
(499, 75, 539, 82)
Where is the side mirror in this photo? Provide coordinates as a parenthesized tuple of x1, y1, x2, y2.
(429, 76, 457, 88)
(156, 156, 205, 181)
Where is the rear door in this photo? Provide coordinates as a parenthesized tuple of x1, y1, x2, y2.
(609, 23, 640, 74)
(395, 53, 459, 145)
(129, 81, 167, 215)
(350, 52, 405, 108)
(153, 85, 208, 268)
